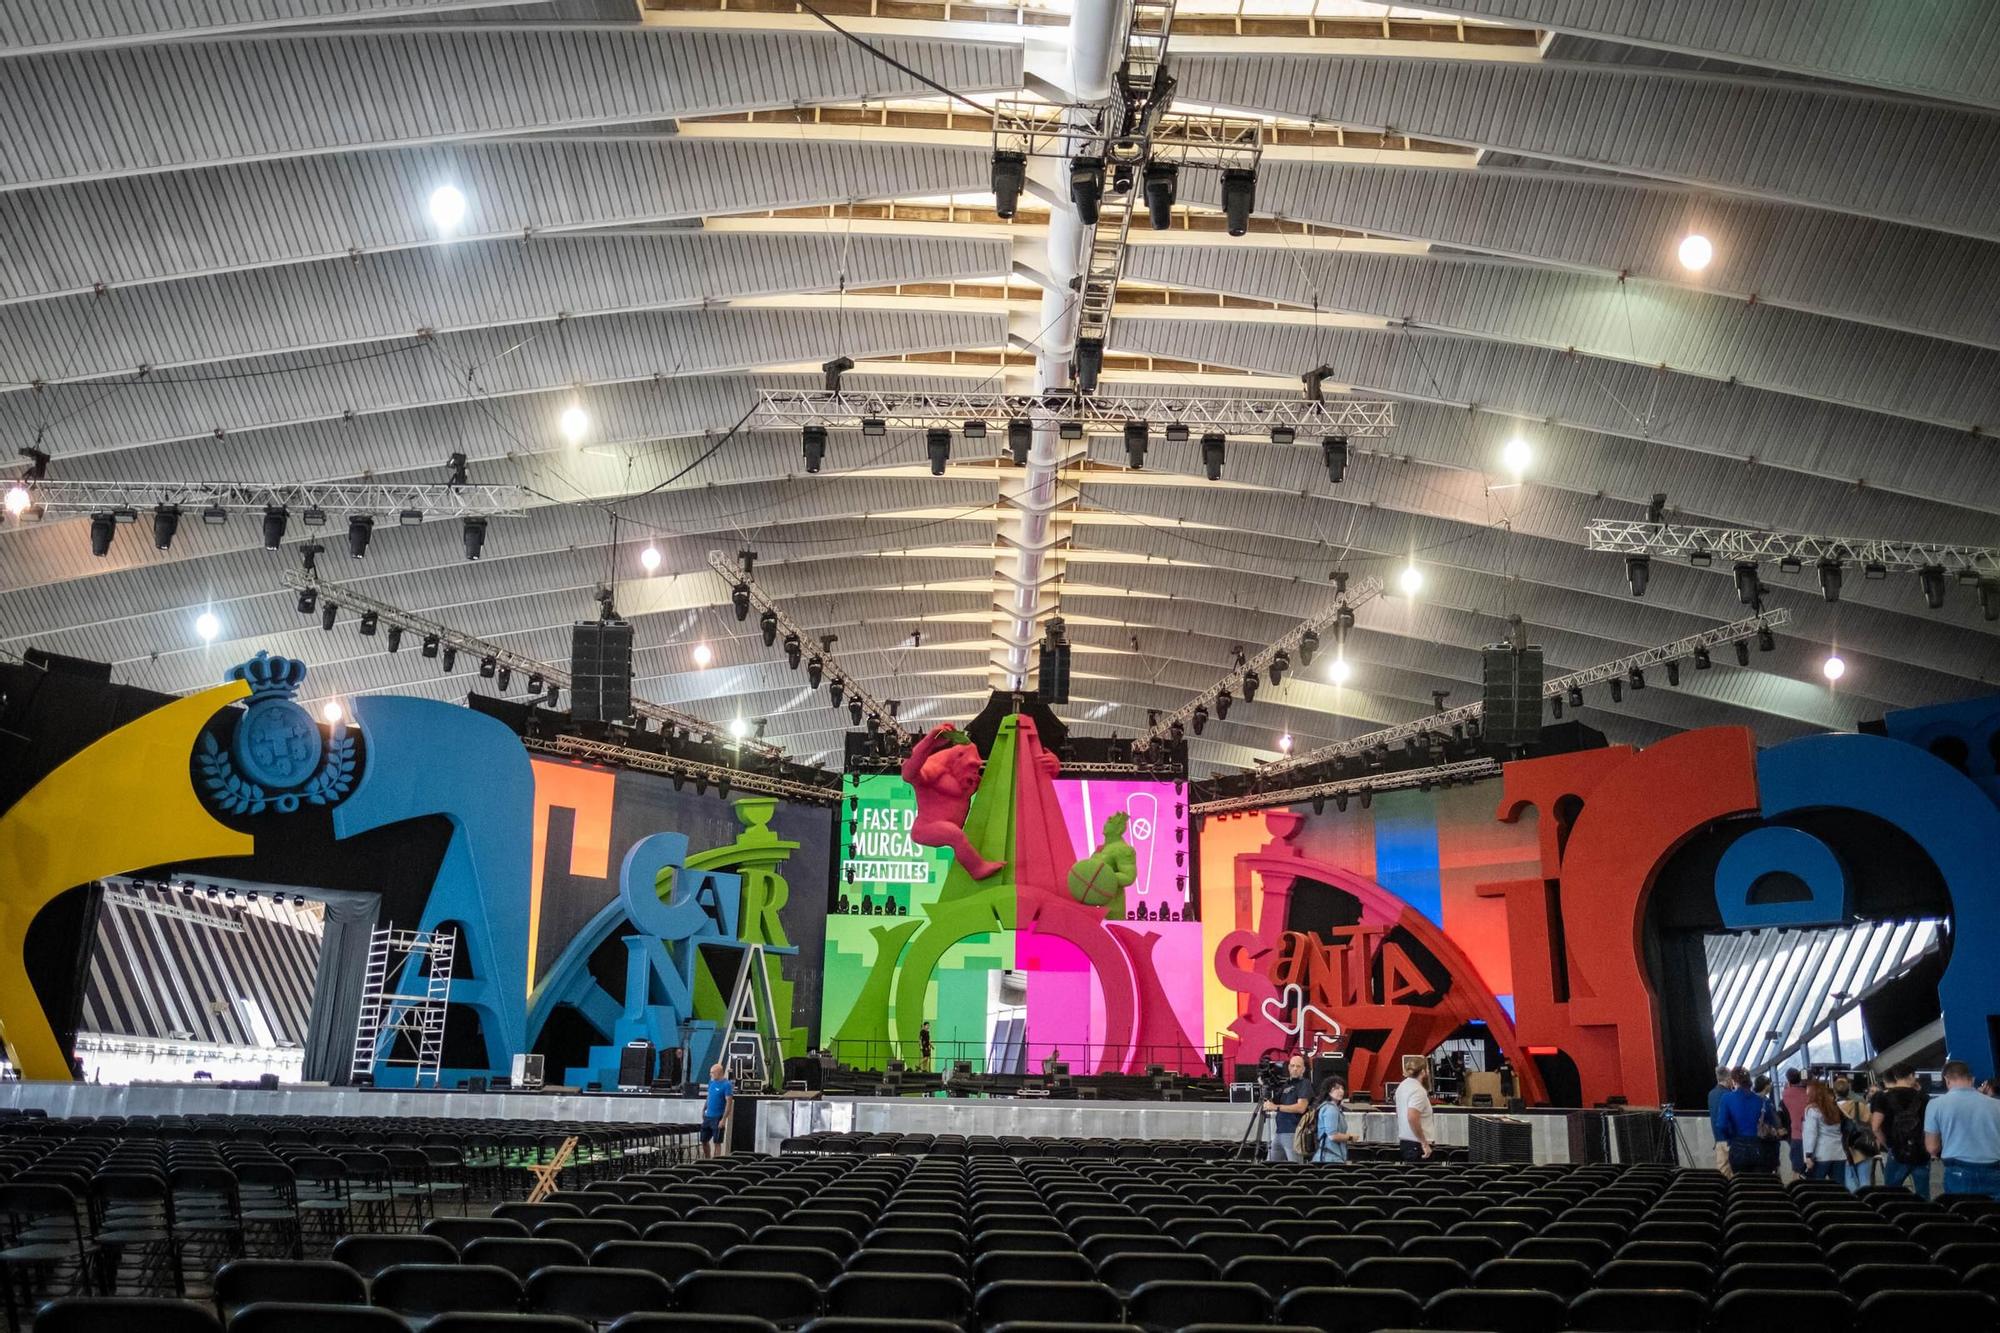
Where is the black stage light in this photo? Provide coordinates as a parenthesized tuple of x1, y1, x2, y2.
(301, 505, 327, 528)
(1164, 422, 1190, 444)
(1779, 555, 1804, 575)
(1819, 559, 1843, 602)
(1215, 689, 1233, 721)
(1123, 421, 1148, 469)
(802, 425, 828, 474)
(962, 419, 987, 441)
(462, 515, 488, 560)
(731, 580, 752, 621)
(547, 686, 560, 709)
(783, 632, 802, 669)
(1647, 493, 1667, 525)
(479, 655, 497, 679)
(347, 514, 374, 559)
(201, 503, 228, 526)
(447, 451, 470, 486)
(1551, 695, 1564, 719)
(1058, 420, 1084, 441)
(848, 698, 864, 726)
(1609, 677, 1623, 704)
(89, 512, 115, 557)
(1919, 564, 1948, 609)
(261, 505, 288, 550)
(760, 608, 778, 648)
(1322, 435, 1348, 483)
(1298, 629, 1318, 667)
(1694, 645, 1711, 669)
(829, 679, 846, 709)
(1200, 433, 1226, 480)
(990, 150, 1027, 218)
(422, 634, 440, 658)
(1241, 669, 1259, 703)
(1982, 580, 2000, 622)
(527, 672, 543, 692)
(1270, 425, 1295, 446)
(1069, 155, 1105, 225)
(1269, 650, 1289, 687)
(1626, 554, 1650, 597)
(1075, 338, 1104, 394)
(1733, 561, 1761, 605)
(1688, 550, 1713, 568)
(300, 540, 323, 574)
(821, 355, 853, 392)
(442, 646, 458, 672)
(152, 504, 181, 550)
(807, 656, 824, 689)
(1735, 639, 1751, 666)
(862, 417, 886, 437)
(1008, 419, 1032, 465)
(926, 428, 951, 476)
(1220, 168, 1257, 236)
(1143, 162, 1178, 230)
(358, 610, 378, 636)
(1567, 684, 1584, 707)
(1191, 705, 1208, 736)
(1757, 625, 1776, 652)
(1666, 659, 1680, 687)
(321, 601, 338, 631)
(1863, 560, 1887, 580)
(296, 588, 317, 614)
(1628, 666, 1645, 690)
(387, 625, 403, 653)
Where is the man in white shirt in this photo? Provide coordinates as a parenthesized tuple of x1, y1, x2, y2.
(1395, 1063, 1436, 1162)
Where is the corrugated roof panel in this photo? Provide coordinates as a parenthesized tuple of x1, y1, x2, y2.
(0, 0, 545, 53)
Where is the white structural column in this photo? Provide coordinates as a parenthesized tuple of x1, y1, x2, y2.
(992, 0, 1128, 688)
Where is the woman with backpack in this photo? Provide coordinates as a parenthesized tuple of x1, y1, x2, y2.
(1302, 1075, 1360, 1163)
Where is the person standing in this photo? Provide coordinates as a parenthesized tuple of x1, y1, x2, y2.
(1263, 1054, 1314, 1162)
(1396, 1063, 1437, 1162)
(700, 1062, 734, 1159)
(1717, 1067, 1776, 1175)
(1870, 1064, 1932, 1198)
(1781, 1068, 1810, 1177)
(918, 1021, 933, 1073)
(1799, 1079, 1846, 1183)
(1312, 1075, 1359, 1164)
(1925, 1060, 2000, 1199)
(1708, 1065, 1735, 1174)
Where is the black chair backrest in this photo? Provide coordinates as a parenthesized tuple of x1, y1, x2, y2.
(215, 1258, 367, 1312)
(1345, 1255, 1469, 1301)
(1218, 1253, 1344, 1299)
(1122, 1278, 1271, 1329)
(1471, 1257, 1596, 1299)
(973, 1278, 1124, 1327)
(525, 1264, 674, 1322)
(1567, 1286, 1708, 1333)
(1275, 1283, 1422, 1332)
(1426, 1286, 1567, 1333)
(1717, 1260, 1837, 1293)
(332, 1231, 458, 1279)
(229, 1304, 411, 1333)
(370, 1263, 523, 1318)
(426, 1217, 532, 1249)
(840, 1247, 968, 1279)
(825, 1271, 971, 1322)
(972, 1249, 1095, 1286)
(1710, 1287, 1852, 1333)
(32, 1299, 223, 1333)
(673, 1268, 819, 1324)
(1854, 1288, 2000, 1323)
(587, 1240, 712, 1285)
(461, 1237, 589, 1282)
(1096, 1251, 1220, 1295)
(715, 1243, 844, 1287)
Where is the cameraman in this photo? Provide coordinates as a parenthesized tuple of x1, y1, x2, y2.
(1262, 1053, 1314, 1161)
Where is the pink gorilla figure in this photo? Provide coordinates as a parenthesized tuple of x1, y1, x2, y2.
(902, 723, 1005, 879)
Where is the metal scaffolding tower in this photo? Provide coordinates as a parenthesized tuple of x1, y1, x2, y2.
(351, 926, 455, 1087)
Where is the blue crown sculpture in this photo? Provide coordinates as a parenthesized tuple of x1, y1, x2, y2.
(197, 651, 357, 815)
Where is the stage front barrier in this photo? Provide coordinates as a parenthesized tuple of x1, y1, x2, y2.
(0, 1080, 703, 1126)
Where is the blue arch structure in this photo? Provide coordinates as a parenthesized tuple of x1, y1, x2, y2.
(1748, 732, 2000, 1078)
(332, 696, 532, 1084)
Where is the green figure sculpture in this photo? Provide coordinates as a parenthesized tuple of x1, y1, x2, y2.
(1067, 811, 1137, 918)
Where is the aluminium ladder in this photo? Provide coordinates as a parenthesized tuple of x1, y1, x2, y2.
(350, 926, 455, 1087)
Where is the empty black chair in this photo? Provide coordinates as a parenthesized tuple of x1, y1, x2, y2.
(1511, 1236, 1613, 1268)
(1594, 1258, 1712, 1294)
(674, 1270, 818, 1325)
(1294, 1235, 1395, 1267)
(590, 1241, 712, 1285)
(1472, 1257, 1595, 1299)
(429, 1217, 533, 1251)
(1842, 1262, 1956, 1299)
(1936, 1241, 2000, 1276)
(1345, 1255, 1467, 1301)
(1717, 1260, 1836, 1293)
(1827, 1237, 1929, 1270)
(1613, 1240, 1715, 1265)
(528, 1265, 674, 1326)
(1425, 1286, 1566, 1333)
(464, 1237, 590, 1283)
(1402, 1234, 1502, 1269)
(1567, 1287, 1708, 1332)
(755, 1228, 859, 1260)
(428, 1318, 590, 1333)
(1218, 1254, 1343, 1300)
(1124, 1279, 1269, 1330)
(974, 1279, 1123, 1328)
(973, 1250, 1094, 1286)
(1854, 1288, 2000, 1322)
(1096, 1251, 1220, 1296)
(972, 1230, 1077, 1255)
(232, 1303, 410, 1333)
(644, 1223, 750, 1258)
(863, 1228, 964, 1255)
(1709, 1287, 1852, 1332)
(717, 1245, 843, 1288)
(32, 1298, 222, 1333)
(1185, 1231, 1286, 1267)
(825, 1272, 969, 1324)
(1275, 1284, 1422, 1332)
(537, 1219, 641, 1253)
(213, 1258, 366, 1319)
(604, 1319, 779, 1332)
(840, 1248, 966, 1279)
(495, 1203, 585, 1228)
(333, 1231, 459, 1279)
(372, 1263, 524, 1321)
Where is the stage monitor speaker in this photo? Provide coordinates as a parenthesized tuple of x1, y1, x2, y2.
(1481, 644, 1545, 746)
(570, 620, 634, 722)
(617, 1040, 655, 1092)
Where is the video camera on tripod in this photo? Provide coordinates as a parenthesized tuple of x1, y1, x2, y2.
(1254, 1056, 1292, 1103)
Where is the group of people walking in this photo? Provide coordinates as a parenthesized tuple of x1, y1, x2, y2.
(1710, 1059, 2000, 1199)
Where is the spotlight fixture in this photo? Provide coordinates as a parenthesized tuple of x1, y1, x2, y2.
(1823, 654, 1846, 682)
(1757, 624, 1775, 652)
(1735, 639, 1751, 666)
(926, 428, 952, 476)
(783, 631, 802, 669)
(829, 678, 846, 709)
(346, 514, 374, 559)
(428, 183, 468, 232)
(1551, 695, 1563, 720)
(639, 545, 662, 575)
(1665, 659, 1680, 687)
(1220, 168, 1257, 237)
(387, 625, 403, 653)
(299, 540, 323, 574)
(1500, 434, 1532, 477)
(820, 355, 854, 393)
(1057, 420, 1084, 441)
(1298, 629, 1318, 667)
(1164, 422, 1190, 444)
(1398, 564, 1424, 597)
(692, 642, 713, 668)
(320, 601, 338, 632)
(192, 502, 225, 528)
(1215, 689, 1233, 722)
(962, 419, 987, 441)
(1241, 669, 1260, 703)
(1779, 555, 1804, 575)
(1070, 334, 1108, 394)
(462, 515, 488, 561)
(260, 505, 288, 550)
(1321, 435, 1348, 484)
(1625, 554, 1650, 597)
(446, 451, 470, 487)
(195, 611, 220, 642)
(1123, 421, 1149, 469)
(990, 150, 1027, 218)
(1688, 550, 1713, 568)
(1268, 424, 1295, 446)
(1008, 418, 1032, 466)
(1628, 666, 1646, 691)
(1191, 705, 1208, 736)
(1981, 580, 2000, 622)
(558, 399, 590, 444)
(441, 645, 457, 672)
(1200, 432, 1226, 481)
(1818, 559, 1843, 603)
(1918, 564, 1948, 609)
(358, 610, 378, 636)
(845, 697, 863, 726)
(807, 656, 824, 689)
(1694, 646, 1711, 669)
(479, 655, 497, 679)
(802, 424, 829, 474)
(759, 608, 778, 648)
(1678, 231, 1714, 271)
(152, 504, 181, 551)
(1567, 684, 1584, 707)
(89, 512, 115, 557)
(861, 417, 886, 438)
(1329, 656, 1352, 685)
(301, 505, 327, 528)
(1863, 560, 1888, 580)
(1609, 677, 1623, 704)
(294, 587, 317, 616)
(1142, 162, 1178, 230)
(731, 581, 751, 621)
(421, 634, 440, 658)
(527, 672, 543, 692)
(1269, 649, 1289, 687)
(1733, 561, 1761, 605)
(1958, 567, 1983, 587)
(1069, 155, 1105, 224)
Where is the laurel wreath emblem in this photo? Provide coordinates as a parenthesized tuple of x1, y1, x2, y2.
(197, 726, 357, 815)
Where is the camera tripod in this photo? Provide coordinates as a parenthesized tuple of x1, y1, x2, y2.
(1236, 1096, 1272, 1160)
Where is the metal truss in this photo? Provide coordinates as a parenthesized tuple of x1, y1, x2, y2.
(1262, 609, 1794, 777)
(1056, 760, 1186, 778)
(1139, 576, 1385, 744)
(283, 568, 781, 758)
(991, 102, 1261, 174)
(1193, 757, 1501, 816)
(11, 479, 529, 519)
(749, 389, 1396, 438)
(1587, 519, 2000, 579)
(529, 734, 838, 805)
(1076, 160, 1140, 349)
(705, 550, 914, 745)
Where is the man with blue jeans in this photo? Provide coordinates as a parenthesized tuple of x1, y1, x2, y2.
(700, 1062, 734, 1159)
(1925, 1059, 2000, 1199)
(1872, 1064, 1932, 1198)
(1263, 1053, 1312, 1162)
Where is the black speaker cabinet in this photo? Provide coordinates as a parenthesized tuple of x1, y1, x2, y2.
(571, 620, 634, 723)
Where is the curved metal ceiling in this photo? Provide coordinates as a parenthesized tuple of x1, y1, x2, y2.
(2, 0, 1996, 775)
